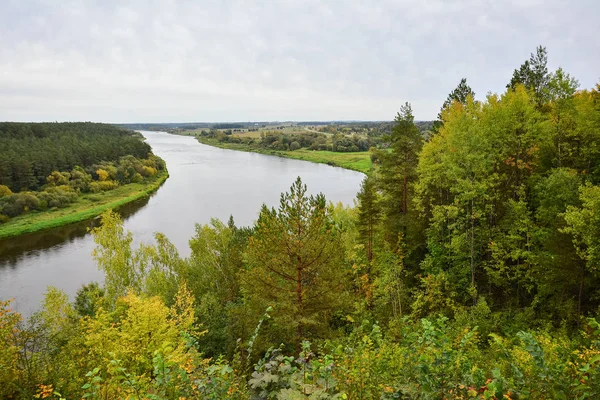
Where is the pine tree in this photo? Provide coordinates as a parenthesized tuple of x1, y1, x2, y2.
(357, 174, 381, 263)
(507, 45, 550, 108)
(433, 78, 475, 131)
(379, 103, 423, 248)
(241, 177, 347, 347)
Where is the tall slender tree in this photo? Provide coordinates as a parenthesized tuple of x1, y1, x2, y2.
(379, 102, 423, 250)
(241, 177, 347, 348)
(507, 45, 550, 108)
(357, 174, 381, 263)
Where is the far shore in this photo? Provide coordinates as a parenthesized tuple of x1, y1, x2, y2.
(0, 170, 168, 239)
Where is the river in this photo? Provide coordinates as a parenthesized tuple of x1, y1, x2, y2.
(0, 131, 364, 315)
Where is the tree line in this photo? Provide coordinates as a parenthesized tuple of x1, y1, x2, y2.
(0, 122, 152, 192)
(206, 129, 376, 152)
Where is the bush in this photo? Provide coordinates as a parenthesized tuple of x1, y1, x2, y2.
(131, 173, 143, 183)
(141, 166, 157, 177)
(38, 186, 78, 208)
(96, 169, 109, 181)
(69, 166, 92, 192)
(89, 180, 119, 193)
(0, 154, 163, 220)
(0, 185, 13, 197)
(46, 171, 70, 187)
(0, 192, 42, 217)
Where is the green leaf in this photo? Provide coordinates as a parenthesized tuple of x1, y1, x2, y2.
(589, 354, 600, 364)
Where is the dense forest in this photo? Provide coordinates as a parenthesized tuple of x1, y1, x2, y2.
(2, 46, 600, 398)
(0, 123, 165, 222)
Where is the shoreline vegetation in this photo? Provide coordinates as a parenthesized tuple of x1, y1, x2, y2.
(0, 170, 168, 239)
(0, 122, 169, 239)
(172, 132, 373, 174)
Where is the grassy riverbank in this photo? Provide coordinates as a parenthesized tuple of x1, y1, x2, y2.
(0, 171, 168, 239)
(190, 136, 372, 174)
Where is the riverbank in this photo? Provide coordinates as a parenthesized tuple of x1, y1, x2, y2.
(175, 134, 372, 174)
(0, 170, 168, 239)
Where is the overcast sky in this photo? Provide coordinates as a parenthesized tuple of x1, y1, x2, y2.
(1, 0, 598, 123)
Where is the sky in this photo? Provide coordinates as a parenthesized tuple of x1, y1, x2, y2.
(0, 0, 598, 123)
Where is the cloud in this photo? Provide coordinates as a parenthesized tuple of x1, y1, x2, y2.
(0, 0, 598, 122)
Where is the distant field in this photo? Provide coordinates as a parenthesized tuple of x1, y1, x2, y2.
(233, 130, 263, 138)
(170, 125, 331, 139)
(193, 137, 371, 174)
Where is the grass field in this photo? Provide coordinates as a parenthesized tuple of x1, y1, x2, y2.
(284, 149, 372, 173)
(193, 137, 371, 174)
(0, 171, 168, 239)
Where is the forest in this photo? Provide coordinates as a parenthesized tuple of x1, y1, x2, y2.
(2, 46, 600, 399)
(0, 123, 165, 222)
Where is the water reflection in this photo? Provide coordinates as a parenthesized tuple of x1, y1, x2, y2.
(0, 196, 152, 267)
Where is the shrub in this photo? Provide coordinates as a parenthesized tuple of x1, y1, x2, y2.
(141, 166, 157, 177)
(89, 180, 119, 193)
(38, 186, 78, 208)
(69, 166, 92, 192)
(0, 185, 13, 197)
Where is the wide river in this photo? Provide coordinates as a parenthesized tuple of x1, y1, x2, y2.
(0, 131, 364, 315)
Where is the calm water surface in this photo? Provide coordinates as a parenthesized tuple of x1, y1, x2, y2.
(0, 131, 364, 315)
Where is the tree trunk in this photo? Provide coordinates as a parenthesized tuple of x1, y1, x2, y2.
(297, 255, 303, 350)
(578, 264, 585, 321)
(367, 217, 373, 262)
(471, 198, 476, 304)
(403, 151, 408, 214)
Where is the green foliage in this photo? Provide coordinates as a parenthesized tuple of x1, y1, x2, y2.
(241, 177, 349, 349)
(379, 102, 424, 254)
(0, 122, 164, 223)
(5, 47, 600, 398)
(0, 169, 168, 238)
(507, 45, 550, 108)
(434, 77, 476, 131)
(74, 282, 105, 317)
(0, 122, 151, 192)
(356, 174, 381, 263)
(564, 184, 600, 276)
(185, 217, 250, 356)
(0, 299, 21, 398)
(91, 211, 137, 304)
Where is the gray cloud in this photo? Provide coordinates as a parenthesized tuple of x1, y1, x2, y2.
(0, 0, 598, 122)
